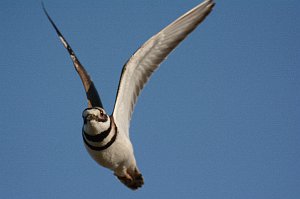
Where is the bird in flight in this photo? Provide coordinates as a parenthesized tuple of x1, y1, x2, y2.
(43, 0, 214, 190)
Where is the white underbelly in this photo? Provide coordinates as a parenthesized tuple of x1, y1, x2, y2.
(84, 135, 135, 171)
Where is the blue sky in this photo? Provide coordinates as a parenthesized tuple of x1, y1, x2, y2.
(1, 0, 299, 198)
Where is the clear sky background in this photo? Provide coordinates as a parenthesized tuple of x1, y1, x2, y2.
(1, 0, 299, 198)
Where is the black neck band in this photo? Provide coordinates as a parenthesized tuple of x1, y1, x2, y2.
(82, 119, 117, 151)
(83, 122, 112, 143)
(82, 130, 117, 151)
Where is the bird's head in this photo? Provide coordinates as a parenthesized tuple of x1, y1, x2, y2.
(82, 107, 110, 134)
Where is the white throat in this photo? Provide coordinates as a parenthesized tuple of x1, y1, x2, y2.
(84, 117, 111, 136)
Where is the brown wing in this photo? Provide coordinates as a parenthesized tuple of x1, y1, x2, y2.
(43, 3, 103, 108)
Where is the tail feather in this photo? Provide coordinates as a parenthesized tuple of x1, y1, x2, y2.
(116, 168, 144, 190)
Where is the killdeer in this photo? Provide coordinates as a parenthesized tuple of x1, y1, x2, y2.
(43, 0, 214, 190)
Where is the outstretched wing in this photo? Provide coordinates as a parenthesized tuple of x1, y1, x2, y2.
(43, 4, 103, 108)
(112, 0, 215, 136)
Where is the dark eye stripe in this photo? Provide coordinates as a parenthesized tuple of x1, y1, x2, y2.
(94, 107, 105, 115)
(82, 107, 106, 118)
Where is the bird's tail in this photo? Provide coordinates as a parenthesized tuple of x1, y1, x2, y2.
(116, 168, 144, 190)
